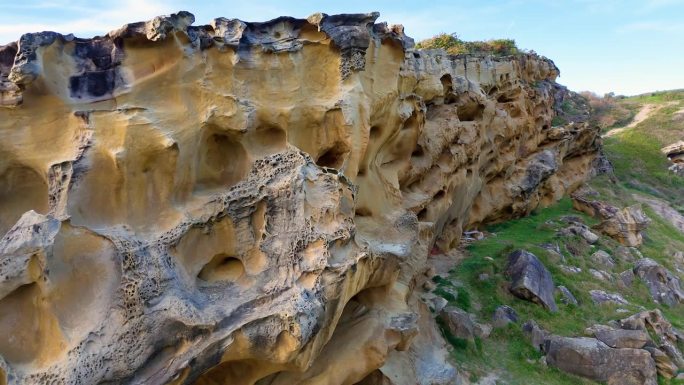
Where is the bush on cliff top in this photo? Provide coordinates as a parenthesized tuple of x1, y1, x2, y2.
(415, 33, 519, 56)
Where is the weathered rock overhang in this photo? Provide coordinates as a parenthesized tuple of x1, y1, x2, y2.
(0, 11, 600, 385)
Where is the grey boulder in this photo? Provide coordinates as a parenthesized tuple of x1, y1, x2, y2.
(633, 258, 684, 307)
(544, 336, 657, 385)
(505, 250, 558, 312)
(492, 305, 518, 328)
(557, 285, 578, 305)
(594, 328, 650, 349)
(438, 306, 489, 341)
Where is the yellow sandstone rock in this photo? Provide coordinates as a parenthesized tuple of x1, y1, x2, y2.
(0, 11, 600, 385)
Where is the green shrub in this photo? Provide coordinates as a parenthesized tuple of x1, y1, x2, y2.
(434, 287, 457, 302)
(416, 33, 519, 56)
(455, 287, 472, 311)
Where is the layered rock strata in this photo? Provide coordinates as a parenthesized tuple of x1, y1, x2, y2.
(0, 11, 601, 385)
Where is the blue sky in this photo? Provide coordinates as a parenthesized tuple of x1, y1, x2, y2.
(1, 0, 683, 95)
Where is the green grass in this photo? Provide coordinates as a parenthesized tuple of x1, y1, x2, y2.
(600, 90, 684, 210)
(441, 196, 684, 383)
(628, 89, 684, 104)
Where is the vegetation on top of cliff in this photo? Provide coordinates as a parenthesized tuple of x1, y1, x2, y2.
(415, 33, 519, 56)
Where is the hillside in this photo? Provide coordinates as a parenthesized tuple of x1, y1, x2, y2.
(430, 90, 684, 384)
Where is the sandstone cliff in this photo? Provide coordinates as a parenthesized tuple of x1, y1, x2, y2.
(0, 11, 600, 385)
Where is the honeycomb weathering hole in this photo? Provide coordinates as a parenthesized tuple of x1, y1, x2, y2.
(456, 98, 484, 121)
(198, 254, 245, 282)
(440, 74, 456, 104)
(0, 164, 49, 237)
(316, 144, 348, 169)
(196, 132, 249, 191)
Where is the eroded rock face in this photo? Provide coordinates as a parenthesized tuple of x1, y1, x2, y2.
(0, 11, 601, 385)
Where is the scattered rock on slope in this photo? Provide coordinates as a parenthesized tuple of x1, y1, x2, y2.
(590, 250, 615, 269)
(557, 285, 578, 305)
(589, 290, 628, 305)
(558, 223, 599, 244)
(505, 250, 558, 311)
(492, 305, 518, 328)
(634, 258, 684, 306)
(439, 306, 490, 341)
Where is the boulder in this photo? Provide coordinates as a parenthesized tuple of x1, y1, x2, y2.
(593, 328, 650, 349)
(619, 269, 635, 288)
(619, 310, 684, 372)
(559, 224, 599, 244)
(519, 150, 559, 195)
(572, 194, 620, 218)
(438, 306, 489, 341)
(590, 250, 615, 269)
(661, 141, 684, 163)
(644, 346, 678, 379)
(670, 163, 684, 176)
(615, 246, 641, 262)
(572, 195, 650, 246)
(556, 285, 578, 305)
(428, 296, 448, 313)
(589, 268, 613, 281)
(633, 258, 684, 306)
(593, 205, 650, 247)
(505, 250, 558, 311)
(559, 265, 582, 274)
(589, 290, 628, 305)
(544, 336, 657, 385)
(618, 310, 684, 348)
(522, 320, 548, 352)
(492, 305, 518, 328)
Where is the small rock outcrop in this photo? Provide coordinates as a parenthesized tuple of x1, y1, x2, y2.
(533, 309, 684, 381)
(505, 250, 558, 311)
(662, 141, 684, 176)
(619, 310, 684, 379)
(572, 195, 650, 246)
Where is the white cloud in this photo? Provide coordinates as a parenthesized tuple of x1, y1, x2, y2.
(0, 0, 181, 44)
(641, 0, 684, 8)
(618, 21, 684, 33)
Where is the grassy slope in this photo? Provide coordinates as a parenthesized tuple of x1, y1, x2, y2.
(436, 90, 684, 384)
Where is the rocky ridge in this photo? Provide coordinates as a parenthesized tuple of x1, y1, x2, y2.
(0, 11, 600, 385)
